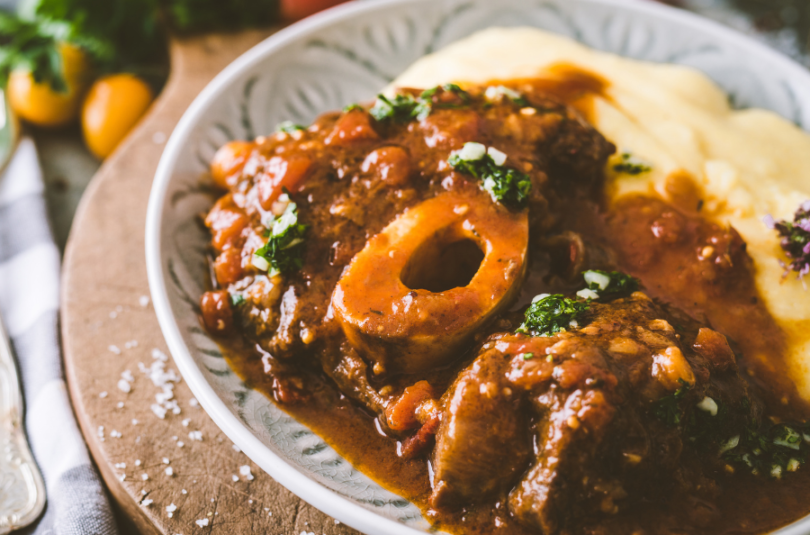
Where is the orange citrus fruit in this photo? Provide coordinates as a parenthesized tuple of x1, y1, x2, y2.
(8, 42, 91, 127)
(81, 73, 154, 159)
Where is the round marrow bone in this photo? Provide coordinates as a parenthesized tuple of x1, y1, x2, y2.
(332, 187, 528, 375)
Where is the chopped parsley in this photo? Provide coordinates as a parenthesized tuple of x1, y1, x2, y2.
(521, 352, 534, 360)
(253, 202, 308, 276)
(448, 142, 532, 208)
(652, 379, 691, 426)
(582, 270, 639, 298)
(764, 200, 810, 281)
(370, 84, 470, 123)
(343, 103, 364, 113)
(276, 121, 305, 134)
(230, 293, 245, 307)
(721, 398, 810, 478)
(613, 153, 652, 175)
(516, 295, 589, 337)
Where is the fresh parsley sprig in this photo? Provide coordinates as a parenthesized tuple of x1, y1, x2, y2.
(253, 202, 308, 276)
(0, 12, 67, 90)
(516, 294, 589, 337)
(448, 142, 532, 208)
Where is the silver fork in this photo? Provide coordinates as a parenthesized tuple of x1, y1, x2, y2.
(0, 312, 45, 533)
(0, 89, 46, 533)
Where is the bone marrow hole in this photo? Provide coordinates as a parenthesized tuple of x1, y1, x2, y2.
(401, 234, 485, 293)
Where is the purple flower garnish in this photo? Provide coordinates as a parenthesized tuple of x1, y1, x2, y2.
(769, 200, 810, 282)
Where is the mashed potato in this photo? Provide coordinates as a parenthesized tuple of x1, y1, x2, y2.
(393, 27, 810, 398)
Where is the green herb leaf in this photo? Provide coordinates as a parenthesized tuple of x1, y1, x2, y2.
(230, 293, 245, 307)
(521, 352, 534, 360)
(516, 295, 589, 337)
(0, 12, 66, 91)
(582, 270, 639, 297)
(613, 152, 652, 175)
(448, 152, 532, 208)
(343, 103, 364, 113)
(721, 398, 810, 477)
(370, 84, 471, 123)
(276, 121, 305, 134)
(253, 202, 308, 275)
(652, 379, 691, 426)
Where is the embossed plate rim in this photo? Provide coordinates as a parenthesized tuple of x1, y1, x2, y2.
(146, 1, 810, 534)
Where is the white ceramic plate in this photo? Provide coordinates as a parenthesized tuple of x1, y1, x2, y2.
(145, 1, 810, 533)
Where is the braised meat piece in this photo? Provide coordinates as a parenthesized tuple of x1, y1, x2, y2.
(431, 292, 757, 533)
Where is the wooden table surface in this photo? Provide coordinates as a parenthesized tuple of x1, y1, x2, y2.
(61, 29, 361, 535)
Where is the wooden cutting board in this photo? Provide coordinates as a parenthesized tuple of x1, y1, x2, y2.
(61, 29, 360, 535)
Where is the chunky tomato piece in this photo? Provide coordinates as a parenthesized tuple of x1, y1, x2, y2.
(361, 146, 412, 187)
(200, 290, 233, 334)
(204, 195, 248, 252)
(385, 380, 435, 432)
(326, 110, 379, 146)
(257, 155, 313, 210)
(210, 141, 254, 189)
(214, 247, 244, 285)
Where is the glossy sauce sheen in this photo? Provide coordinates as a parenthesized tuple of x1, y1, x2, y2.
(204, 68, 810, 535)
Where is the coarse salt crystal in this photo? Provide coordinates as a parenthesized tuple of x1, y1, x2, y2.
(134, 459, 141, 466)
(109, 311, 117, 319)
(117, 379, 131, 393)
(182, 418, 191, 427)
(151, 404, 167, 419)
(189, 398, 199, 407)
(121, 370, 134, 382)
(139, 295, 150, 307)
(141, 498, 153, 506)
(162, 458, 170, 464)
(189, 431, 203, 441)
(181, 489, 187, 494)
(99, 391, 108, 398)
(114, 462, 126, 469)
(131, 419, 139, 426)
(165, 467, 174, 476)
(117, 402, 124, 408)
(232, 474, 239, 482)
(166, 503, 177, 515)
(195, 519, 209, 527)
(142, 474, 149, 481)
(110, 430, 122, 438)
(239, 465, 254, 481)
(177, 441, 184, 448)
(108, 345, 121, 355)
(118, 474, 126, 481)
(232, 444, 241, 453)
(124, 340, 138, 349)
